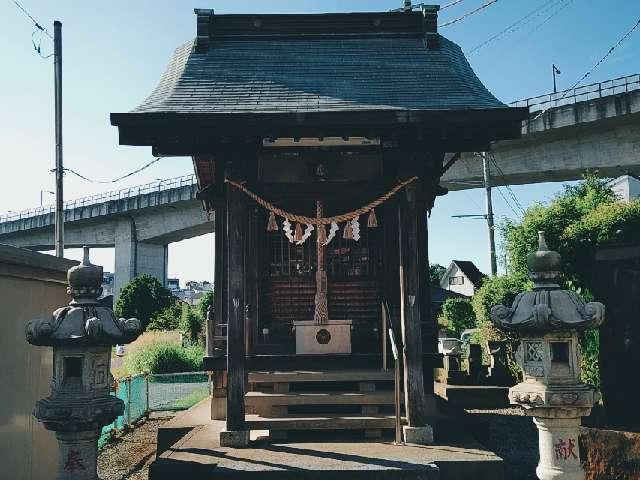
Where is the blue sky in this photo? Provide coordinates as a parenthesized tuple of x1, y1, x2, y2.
(0, 0, 638, 283)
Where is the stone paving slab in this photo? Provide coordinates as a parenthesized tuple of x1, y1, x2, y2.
(150, 421, 503, 480)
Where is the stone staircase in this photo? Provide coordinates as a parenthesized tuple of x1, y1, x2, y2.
(245, 369, 401, 440)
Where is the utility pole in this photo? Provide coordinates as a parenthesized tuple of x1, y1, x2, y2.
(482, 152, 497, 276)
(54, 21, 64, 258)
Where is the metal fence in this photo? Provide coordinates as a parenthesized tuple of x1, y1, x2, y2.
(0, 174, 197, 223)
(98, 371, 210, 448)
(510, 73, 640, 113)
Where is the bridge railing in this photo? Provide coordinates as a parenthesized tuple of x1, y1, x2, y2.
(0, 174, 197, 223)
(510, 73, 640, 113)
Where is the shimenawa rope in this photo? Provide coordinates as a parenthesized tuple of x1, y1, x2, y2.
(224, 176, 418, 225)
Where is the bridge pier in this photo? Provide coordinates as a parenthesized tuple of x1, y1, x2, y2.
(114, 218, 168, 302)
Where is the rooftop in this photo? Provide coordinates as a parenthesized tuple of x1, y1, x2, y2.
(111, 8, 527, 146)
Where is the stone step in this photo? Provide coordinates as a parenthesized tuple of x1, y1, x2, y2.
(245, 390, 397, 407)
(245, 413, 399, 431)
(248, 369, 394, 384)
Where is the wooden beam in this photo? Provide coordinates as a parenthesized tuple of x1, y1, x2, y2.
(204, 353, 442, 371)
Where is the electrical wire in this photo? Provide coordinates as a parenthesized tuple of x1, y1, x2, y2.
(517, 0, 576, 41)
(439, 0, 499, 28)
(60, 157, 165, 184)
(532, 16, 640, 121)
(495, 186, 521, 218)
(489, 154, 526, 215)
(13, 0, 53, 59)
(467, 0, 564, 55)
(440, 0, 468, 10)
(13, 0, 52, 39)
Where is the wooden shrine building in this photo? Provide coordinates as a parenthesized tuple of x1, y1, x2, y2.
(111, 5, 527, 447)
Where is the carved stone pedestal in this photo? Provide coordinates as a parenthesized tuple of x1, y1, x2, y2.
(54, 430, 101, 480)
(529, 409, 591, 480)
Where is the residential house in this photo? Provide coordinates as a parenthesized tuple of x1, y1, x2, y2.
(440, 260, 487, 297)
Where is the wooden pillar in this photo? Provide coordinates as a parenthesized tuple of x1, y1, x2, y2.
(210, 182, 226, 359)
(421, 214, 436, 395)
(224, 173, 248, 438)
(398, 185, 428, 428)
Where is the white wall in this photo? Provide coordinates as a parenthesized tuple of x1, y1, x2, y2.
(441, 263, 475, 297)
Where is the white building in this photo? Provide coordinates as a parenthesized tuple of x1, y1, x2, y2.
(608, 175, 640, 202)
(440, 260, 486, 297)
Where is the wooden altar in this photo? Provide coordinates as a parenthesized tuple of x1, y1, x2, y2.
(111, 5, 527, 447)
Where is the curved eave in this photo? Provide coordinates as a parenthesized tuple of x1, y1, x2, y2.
(111, 107, 528, 153)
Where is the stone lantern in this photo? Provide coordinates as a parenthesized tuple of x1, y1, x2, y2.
(491, 232, 604, 480)
(26, 247, 142, 480)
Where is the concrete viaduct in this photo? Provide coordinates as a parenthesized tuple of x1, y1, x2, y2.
(442, 75, 640, 190)
(1, 75, 639, 299)
(0, 175, 212, 299)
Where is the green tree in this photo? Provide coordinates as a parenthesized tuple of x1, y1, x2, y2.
(115, 274, 176, 329)
(502, 176, 617, 287)
(429, 263, 446, 285)
(438, 297, 476, 337)
(147, 301, 183, 331)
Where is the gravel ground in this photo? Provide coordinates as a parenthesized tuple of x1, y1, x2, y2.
(466, 406, 539, 480)
(98, 413, 174, 480)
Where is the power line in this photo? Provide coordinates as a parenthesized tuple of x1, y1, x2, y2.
(532, 16, 640, 120)
(440, 0, 468, 10)
(495, 185, 521, 218)
(61, 157, 165, 184)
(488, 154, 526, 215)
(439, 0, 499, 28)
(467, 0, 563, 55)
(13, 0, 52, 38)
(518, 0, 576, 41)
(13, 0, 54, 59)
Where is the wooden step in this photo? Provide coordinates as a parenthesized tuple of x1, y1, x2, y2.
(245, 413, 398, 431)
(245, 391, 396, 407)
(248, 369, 393, 383)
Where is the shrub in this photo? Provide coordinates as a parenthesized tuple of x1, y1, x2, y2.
(180, 303, 204, 346)
(580, 328, 601, 390)
(438, 297, 475, 337)
(472, 273, 530, 380)
(195, 290, 214, 321)
(121, 342, 204, 375)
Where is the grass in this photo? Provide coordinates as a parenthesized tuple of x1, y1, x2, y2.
(167, 387, 209, 410)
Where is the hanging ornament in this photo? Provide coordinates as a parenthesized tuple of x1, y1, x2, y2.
(317, 224, 327, 244)
(294, 223, 304, 242)
(267, 211, 278, 231)
(367, 208, 378, 228)
(283, 219, 295, 243)
(351, 217, 361, 241)
(323, 222, 339, 246)
(343, 220, 353, 240)
(296, 224, 314, 245)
